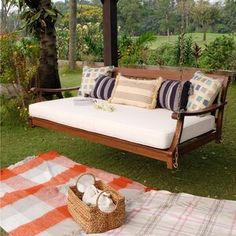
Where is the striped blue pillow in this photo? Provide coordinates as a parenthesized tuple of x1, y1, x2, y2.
(90, 75, 115, 100)
(157, 80, 192, 112)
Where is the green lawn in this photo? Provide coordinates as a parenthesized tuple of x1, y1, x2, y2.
(149, 32, 236, 49)
(1, 68, 236, 235)
(60, 67, 82, 87)
(1, 68, 236, 200)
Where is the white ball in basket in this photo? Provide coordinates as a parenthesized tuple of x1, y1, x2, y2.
(82, 185, 101, 205)
(97, 193, 116, 213)
(76, 174, 95, 193)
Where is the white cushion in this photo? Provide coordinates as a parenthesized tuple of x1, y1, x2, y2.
(29, 98, 215, 149)
(79, 66, 114, 96)
(109, 74, 163, 109)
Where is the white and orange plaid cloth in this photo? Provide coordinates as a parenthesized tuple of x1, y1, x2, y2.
(1, 151, 236, 236)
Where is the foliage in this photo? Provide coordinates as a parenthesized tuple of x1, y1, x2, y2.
(57, 27, 69, 60)
(118, 0, 143, 36)
(199, 35, 236, 70)
(77, 3, 102, 25)
(17, 0, 63, 96)
(0, 0, 17, 33)
(223, 0, 236, 33)
(155, 43, 176, 66)
(79, 23, 103, 62)
(0, 33, 39, 124)
(191, 0, 213, 41)
(192, 43, 202, 67)
(56, 3, 103, 62)
(174, 35, 194, 67)
(3, 0, 236, 37)
(118, 32, 156, 65)
(19, 2, 61, 37)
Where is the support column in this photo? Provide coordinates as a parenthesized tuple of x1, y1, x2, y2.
(101, 0, 118, 67)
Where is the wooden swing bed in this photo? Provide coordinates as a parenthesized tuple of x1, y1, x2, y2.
(29, 67, 231, 169)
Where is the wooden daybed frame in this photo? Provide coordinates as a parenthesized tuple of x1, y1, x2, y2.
(29, 67, 231, 169)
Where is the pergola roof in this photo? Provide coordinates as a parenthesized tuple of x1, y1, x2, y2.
(101, 0, 118, 66)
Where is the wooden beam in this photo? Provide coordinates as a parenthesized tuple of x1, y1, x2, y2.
(101, 0, 118, 67)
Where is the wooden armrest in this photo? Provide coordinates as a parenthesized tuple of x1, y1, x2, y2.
(30, 86, 80, 93)
(172, 102, 227, 120)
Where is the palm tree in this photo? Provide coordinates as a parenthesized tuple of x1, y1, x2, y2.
(19, 0, 62, 98)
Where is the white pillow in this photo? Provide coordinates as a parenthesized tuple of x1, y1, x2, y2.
(79, 66, 114, 96)
(187, 71, 222, 111)
(109, 74, 163, 109)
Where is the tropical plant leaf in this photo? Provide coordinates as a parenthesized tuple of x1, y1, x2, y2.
(45, 9, 57, 17)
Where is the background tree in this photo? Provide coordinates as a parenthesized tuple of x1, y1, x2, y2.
(155, 0, 176, 37)
(0, 0, 16, 33)
(68, 0, 77, 69)
(18, 0, 62, 98)
(77, 3, 102, 24)
(118, 0, 143, 36)
(176, 0, 195, 32)
(223, 0, 236, 33)
(192, 0, 213, 41)
(91, 0, 102, 5)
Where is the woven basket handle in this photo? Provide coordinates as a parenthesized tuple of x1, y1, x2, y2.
(76, 173, 96, 192)
(96, 190, 118, 213)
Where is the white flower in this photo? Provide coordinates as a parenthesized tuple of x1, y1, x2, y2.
(93, 101, 114, 112)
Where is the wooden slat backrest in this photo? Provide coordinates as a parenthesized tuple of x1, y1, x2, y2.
(113, 67, 231, 104)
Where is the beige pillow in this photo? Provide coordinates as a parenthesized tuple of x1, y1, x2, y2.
(187, 71, 222, 112)
(109, 74, 163, 109)
(79, 66, 114, 96)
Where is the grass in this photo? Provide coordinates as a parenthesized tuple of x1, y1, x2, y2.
(60, 67, 82, 88)
(1, 67, 236, 199)
(0, 67, 236, 235)
(149, 32, 236, 49)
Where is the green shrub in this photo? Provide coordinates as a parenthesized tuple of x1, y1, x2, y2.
(0, 33, 17, 83)
(57, 27, 69, 60)
(0, 33, 39, 125)
(199, 35, 236, 70)
(174, 35, 195, 67)
(118, 32, 156, 65)
(57, 22, 103, 62)
(155, 43, 176, 66)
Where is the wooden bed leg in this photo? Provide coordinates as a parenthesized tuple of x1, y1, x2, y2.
(167, 155, 173, 169)
(167, 148, 179, 169)
(28, 117, 34, 128)
(216, 138, 223, 144)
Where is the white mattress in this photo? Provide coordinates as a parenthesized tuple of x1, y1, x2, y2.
(29, 97, 216, 149)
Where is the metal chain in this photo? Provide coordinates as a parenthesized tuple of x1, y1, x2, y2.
(173, 147, 179, 169)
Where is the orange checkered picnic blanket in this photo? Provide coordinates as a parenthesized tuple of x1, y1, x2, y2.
(0, 151, 147, 235)
(1, 151, 236, 236)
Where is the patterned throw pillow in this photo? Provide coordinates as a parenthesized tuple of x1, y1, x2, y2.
(187, 71, 222, 112)
(109, 74, 163, 109)
(79, 66, 114, 96)
(90, 75, 115, 100)
(157, 80, 192, 112)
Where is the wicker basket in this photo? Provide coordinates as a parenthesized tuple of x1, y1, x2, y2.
(67, 173, 125, 233)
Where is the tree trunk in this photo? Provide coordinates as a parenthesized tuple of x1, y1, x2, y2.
(186, 14, 189, 31)
(166, 14, 170, 40)
(36, 0, 62, 98)
(203, 26, 207, 41)
(0, 0, 8, 33)
(68, 0, 77, 70)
